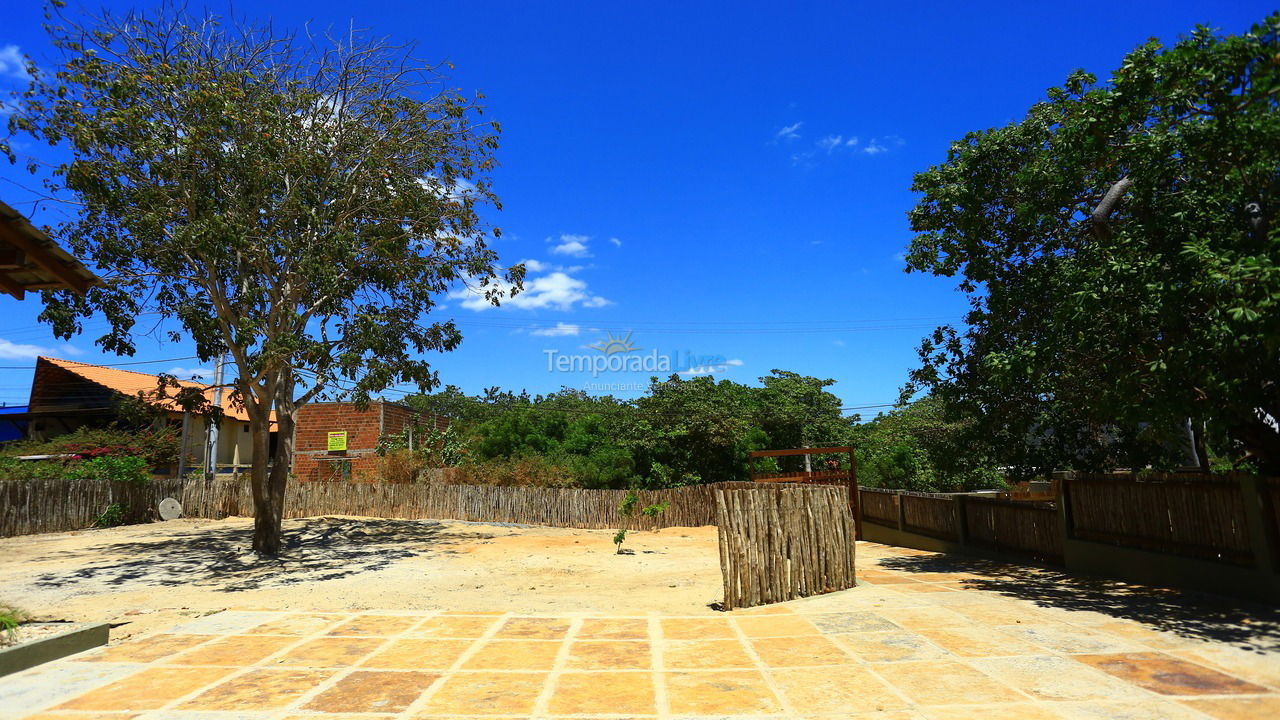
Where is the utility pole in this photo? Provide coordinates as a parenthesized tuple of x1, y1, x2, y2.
(204, 354, 226, 479)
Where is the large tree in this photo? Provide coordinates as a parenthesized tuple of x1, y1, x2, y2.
(6, 6, 521, 553)
(903, 15, 1280, 475)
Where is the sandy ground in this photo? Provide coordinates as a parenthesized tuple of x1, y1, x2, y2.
(0, 517, 724, 642)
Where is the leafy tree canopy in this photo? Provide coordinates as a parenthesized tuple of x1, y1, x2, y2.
(904, 15, 1280, 475)
(5, 5, 520, 552)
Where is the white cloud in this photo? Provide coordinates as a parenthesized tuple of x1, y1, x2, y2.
(818, 134, 844, 152)
(863, 135, 905, 156)
(0, 338, 80, 360)
(833, 339, 847, 347)
(0, 46, 30, 80)
(846, 136, 859, 147)
(452, 270, 610, 311)
(530, 322, 582, 337)
(608, 237, 622, 247)
(549, 234, 592, 258)
(166, 366, 215, 380)
(520, 258, 548, 273)
(774, 122, 803, 142)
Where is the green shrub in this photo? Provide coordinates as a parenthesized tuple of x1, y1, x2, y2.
(68, 456, 151, 485)
(1, 425, 179, 466)
(93, 503, 126, 527)
(0, 603, 30, 644)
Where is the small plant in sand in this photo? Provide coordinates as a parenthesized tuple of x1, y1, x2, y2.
(0, 603, 29, 645)
(613, 489, 669, 554)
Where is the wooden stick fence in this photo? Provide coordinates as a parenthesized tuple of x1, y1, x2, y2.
(0, 478, 185, 537)
(715, 485, 857, 610)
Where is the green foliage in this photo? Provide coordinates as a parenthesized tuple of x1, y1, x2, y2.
(612, 528, 628, 553)
(0, 603, 29, 644)
(67, 456, 152, 485)
(853, 397, 1005, 492)
(405, 370, 853, 489)
(93, 503, 126, 528)
(456, 456, 575, 487)
(0, 456, 73, 481)
(1, 426, 179, 467)
(5, 6, 519, 553)
(903, 15, 1280, 475)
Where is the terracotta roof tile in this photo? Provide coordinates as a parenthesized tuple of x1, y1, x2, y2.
(38, 356, 269, 423)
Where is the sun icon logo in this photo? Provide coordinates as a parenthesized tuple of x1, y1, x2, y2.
(589, 330, 641, 355)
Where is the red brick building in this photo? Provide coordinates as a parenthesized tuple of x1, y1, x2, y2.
(292, 401, 448, 482)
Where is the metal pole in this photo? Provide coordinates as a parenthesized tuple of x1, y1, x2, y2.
(178, 411, 191, 479)
(204, 354, 226, 479)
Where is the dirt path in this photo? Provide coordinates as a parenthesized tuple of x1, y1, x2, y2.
(0, 517, 724, 641)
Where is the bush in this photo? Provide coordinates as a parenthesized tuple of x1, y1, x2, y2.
(93, 503, 126, 527)
(378, 449, 425, 484)
(456, 456, 575, 487)
(0, 603, 29, 645)
(1, 425, 180, 466)
(67, 456, 151, 484)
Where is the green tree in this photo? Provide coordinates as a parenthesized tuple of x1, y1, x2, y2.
(7, 7, 520, 553)
(904, 15, 1280, 475)
(852, 397, 1003, 492)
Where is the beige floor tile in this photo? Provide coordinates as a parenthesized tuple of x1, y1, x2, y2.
(1179, 696, 1280, 720)
(918, 702, 1064, 719)
(770, 665, 908, 713)
(461, 639, 562, 670)
(547, 671, 657, 714)
(360, 638, 474, 670)
(327, 614, 424, 636)
(735, 615, 821, 637)
(55, 667, 233, 711)
(1054, 699, 1213, 719)
(20, 707, 142, 712)
(492, 617, 571, 639)
(970, 655, 1144, 701)
(834, 630, 949, 662)
(873, 660, 1028, 705)
(411, 615, 501, 638)
(664, 670, 782, 715)
(662, 638, 757, 669)
(166, 634, 296, 666)
(245, 612, 346, 635)
(809, 611, 900, 633)
(565, 640, 652, 670)
(660, 617, 736, 640)
(914, 625, 1047, 657)
(77, 634, 210, 663)
(419, 671, 546, 715)
(997, 622, 1144, 654)
(577, 617, 650, 639)
(874, 606, 971, 630)
(750, 635, 853, 667)
(178, 668, 332, 710)
(302, 669, 436, 713)
(273, 637, 384, 667)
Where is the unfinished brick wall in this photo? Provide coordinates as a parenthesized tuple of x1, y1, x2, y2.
(291, 401, 448, 482)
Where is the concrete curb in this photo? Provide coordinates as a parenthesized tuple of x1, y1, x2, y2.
(0, 623, 109, 678)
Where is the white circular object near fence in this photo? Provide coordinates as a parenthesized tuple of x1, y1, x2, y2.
(158, 497, 183, 521)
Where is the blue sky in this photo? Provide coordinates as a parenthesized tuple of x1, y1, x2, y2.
(0, 1, 1272, 412)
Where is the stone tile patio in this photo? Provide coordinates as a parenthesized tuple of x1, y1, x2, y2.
(6, 541, 1280, 719)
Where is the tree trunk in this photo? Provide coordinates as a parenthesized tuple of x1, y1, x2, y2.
(250, 404, 282, 555)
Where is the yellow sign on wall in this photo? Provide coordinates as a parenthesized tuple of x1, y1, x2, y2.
(327, 431, 348, 452)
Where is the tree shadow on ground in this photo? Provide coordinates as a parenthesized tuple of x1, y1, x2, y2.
(31, 518, 494, 593)
(874, 553, 1280, 652)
